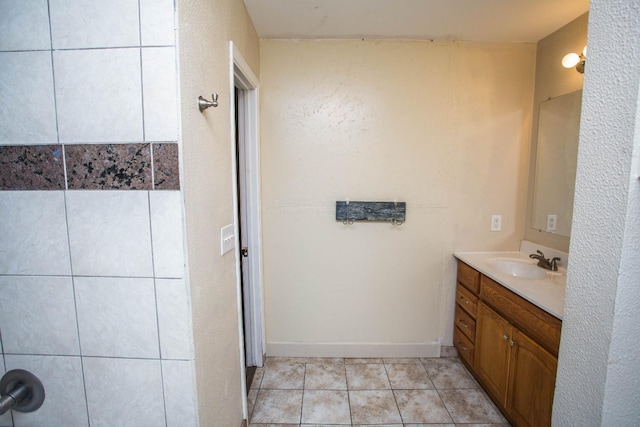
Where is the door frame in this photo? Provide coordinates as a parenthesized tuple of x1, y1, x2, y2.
(229, 41, 265, 419)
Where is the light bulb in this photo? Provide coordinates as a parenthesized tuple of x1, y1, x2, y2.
(562, 52, 581, 68)
(582, 45, 587, 56)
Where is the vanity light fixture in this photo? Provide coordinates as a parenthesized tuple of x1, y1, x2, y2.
(562, 46, 587, 74)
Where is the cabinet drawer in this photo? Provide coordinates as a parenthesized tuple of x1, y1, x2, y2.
(481, 275, 562, 356)
(456, 284, 478, 319)
(457, 261, 480, 294)
(454, 325, 475, 367)
(454, 304, 476, 342)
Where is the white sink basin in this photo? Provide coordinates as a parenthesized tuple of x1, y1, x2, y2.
(488, 258, 548, 280)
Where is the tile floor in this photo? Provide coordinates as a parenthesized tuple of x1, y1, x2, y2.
(247, 356, 511, 426)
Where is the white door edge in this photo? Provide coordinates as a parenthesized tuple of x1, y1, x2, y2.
(230, 40, 264, 421)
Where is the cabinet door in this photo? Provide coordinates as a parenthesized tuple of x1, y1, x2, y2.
(474, 302, 512, 406)
(507, 329, 557, 427)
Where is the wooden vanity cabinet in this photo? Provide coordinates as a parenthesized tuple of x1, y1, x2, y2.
(453, 262, 480, 366)
(455, 261, 561, 427)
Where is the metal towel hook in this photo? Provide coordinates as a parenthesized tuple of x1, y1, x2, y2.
(198, 93, 218, 112)
(0, 369, 46, 415)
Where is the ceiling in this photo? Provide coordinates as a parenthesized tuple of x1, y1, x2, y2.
(243, 0, 589, 43)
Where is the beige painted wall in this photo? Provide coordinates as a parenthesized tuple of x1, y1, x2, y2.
(525, 13, 589, 252)
(260, 40, 535, 353)
(177, 0, 259, 425)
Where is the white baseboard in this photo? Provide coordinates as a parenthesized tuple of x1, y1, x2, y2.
(266, 341, 441, 358)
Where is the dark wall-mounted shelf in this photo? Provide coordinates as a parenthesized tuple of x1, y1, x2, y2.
(336, 201, 406, 223)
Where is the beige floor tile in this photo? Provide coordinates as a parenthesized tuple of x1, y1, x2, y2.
(305, 363, 347, 390)
(385, 363, 434, 389)
(266, 356, 306, 365)
(301, 390, 351, 424)
(402, 424, 454, 427)
(438, 389, 507, 424)
(346, 363, 391, 390)
(394, 389, 453, 424)
(261, 361, 305, 389)
(349, 390, 402, 424)
(306, 357, 344, 364)
(453, 424, 511, 427)
(250, 389, 303, 424)
(250, 367, 265, 391)
(250, 424, 300, 427)
(383, 357, 417, 364)
(345, 358, 383, 364)
(421, 358, 478, 389)
(401, 424, 454, 427)
(247, 387, 259, 421)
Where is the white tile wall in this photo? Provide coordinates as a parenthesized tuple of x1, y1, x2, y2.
(0, 0, 51, 51)
(75, 277, 159, 358)
(0, 276, 80, 356)
(142, 47, 179, 142)
(66, 191, 153, 277)
(0, 192, 71, 276)
(0, 52, 57, 145)
(49, 0, 139, 49)
(0, 358, 11, 427)
(140, 0, 176, 46)
(84, 357, 165, 427)
(5, 355, 88, 427)
(157, 279, 191, 360)
(150, 191, 185, 278)
(1, 0, 194, 425)
(162, 360, 198, 427)
(54, 48, 143, 143)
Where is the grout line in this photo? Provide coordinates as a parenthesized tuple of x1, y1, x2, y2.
(0, 273, 184, 280)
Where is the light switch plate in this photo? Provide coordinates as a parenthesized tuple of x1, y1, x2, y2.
(546, 214, 557, 232)
(491, 214, 502, 232)
(221, 224, 234, 255)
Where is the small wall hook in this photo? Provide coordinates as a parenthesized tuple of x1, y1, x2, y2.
(198, 93, 218, 112)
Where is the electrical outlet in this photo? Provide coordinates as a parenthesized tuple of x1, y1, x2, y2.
(546, 214, 557, 232)
(221, 224, 234, 255)
(491, 215, 502, 232)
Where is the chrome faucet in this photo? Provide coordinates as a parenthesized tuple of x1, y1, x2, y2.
(529, 250, 561, 271)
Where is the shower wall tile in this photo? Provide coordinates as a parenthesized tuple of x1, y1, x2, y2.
(0, 52, 57, 145)
(0, 145, 65, 190)
(65, 144, 152, 190)
(66, 191, 153, 277)
(142, 47, 178, 141)
(0, 191, 71, 275)
(0, 0, 51, 51)
(0, 276, 80, 356)
(140, 0, 176, 46)
(54, 48, 143, 143)
(0, 362, 11, 427)
(157, 279, 191, 360)
(84, 357, 165, 427)
(75, 277, 159, 358)
(49, 0, 139, 49)
(153, 143, 181, 190)
(162, 360, 198, 427)
(5, 355, 88, 427)
(150, 191, 185, 278)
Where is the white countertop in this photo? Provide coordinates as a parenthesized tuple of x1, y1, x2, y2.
(453, 251, 566, 319)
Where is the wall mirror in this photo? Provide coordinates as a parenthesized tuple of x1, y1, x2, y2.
(531, 89, 582, 237)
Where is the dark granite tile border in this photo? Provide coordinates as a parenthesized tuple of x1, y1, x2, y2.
(65, 143, 153, 190)
(153, 143, 180, 190)
(0, 143, 180, 191)
(0, 145, 66, 190)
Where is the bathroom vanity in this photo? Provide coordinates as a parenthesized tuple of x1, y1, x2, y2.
(453, 251, 565, 427)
